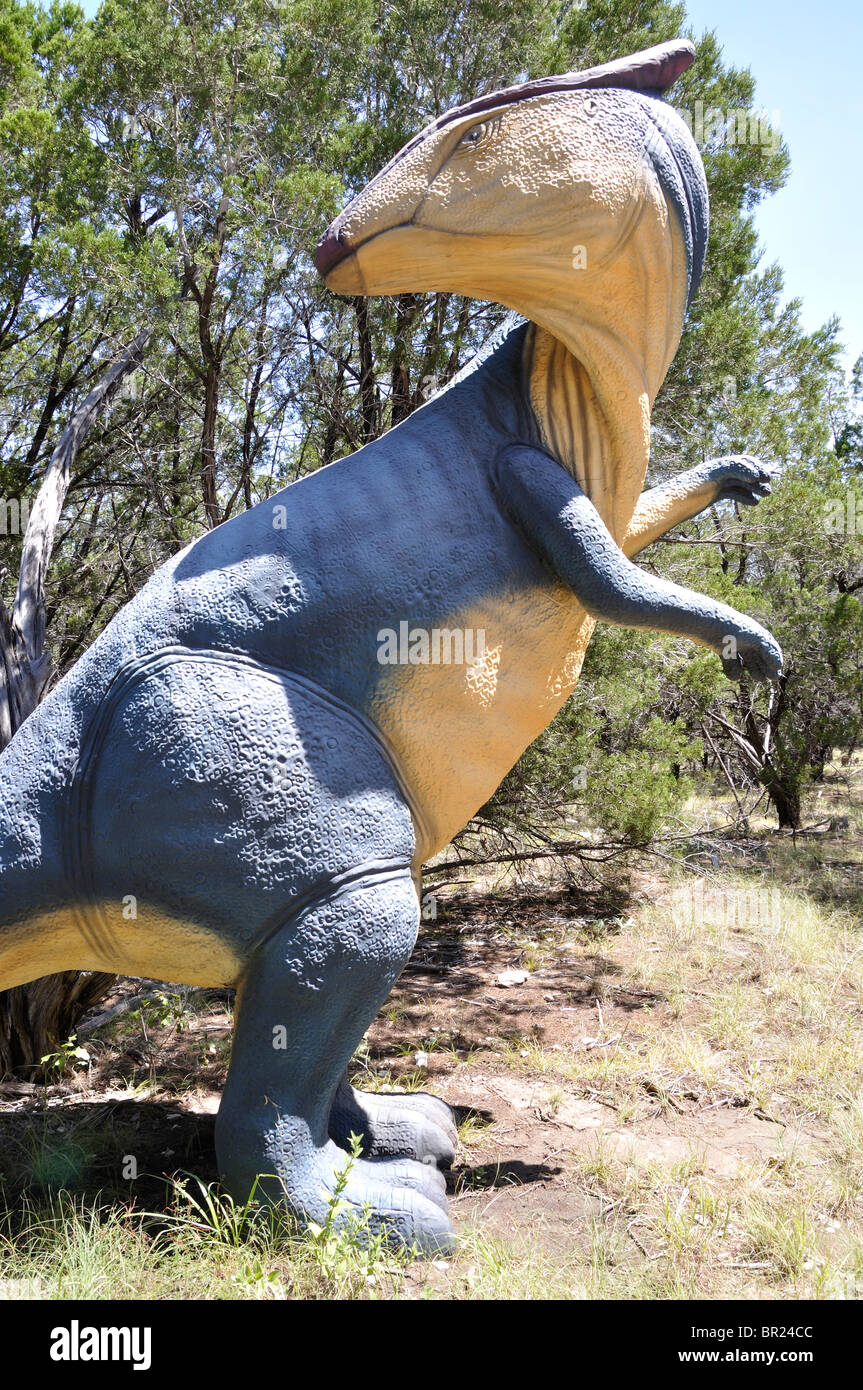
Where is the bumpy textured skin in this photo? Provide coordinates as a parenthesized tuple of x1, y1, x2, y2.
(493, 446, 782, 681)
(0, 42, 781, 1255)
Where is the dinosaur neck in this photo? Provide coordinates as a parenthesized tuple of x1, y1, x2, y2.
(523, 324, 648, 542)
(522, 204, 687, 542)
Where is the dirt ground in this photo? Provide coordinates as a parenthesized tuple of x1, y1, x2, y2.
(1, 857, 848, 1297)
(364, 882, 827, 1276)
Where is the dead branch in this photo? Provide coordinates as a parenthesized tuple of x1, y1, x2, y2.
(0, 327, 151, 747)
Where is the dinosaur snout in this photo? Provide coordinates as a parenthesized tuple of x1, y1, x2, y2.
(314, 223, 352, 278)
(314, 215, 372, 294)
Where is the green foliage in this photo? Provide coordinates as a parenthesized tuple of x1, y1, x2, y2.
(0, 0, 857, 850)
(39, 1034, 92, 1079)
(152, 1172, 274, 1250)
(151, 1148, 409, 1283)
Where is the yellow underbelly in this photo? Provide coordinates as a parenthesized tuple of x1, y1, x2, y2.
(369, 583, 594, 861)
(0, 903, 243, 992)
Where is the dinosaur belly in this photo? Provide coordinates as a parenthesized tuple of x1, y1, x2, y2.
(369, 581, 594, 859)
(0, 904, 242, 991)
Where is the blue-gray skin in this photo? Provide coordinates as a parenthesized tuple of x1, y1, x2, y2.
(494, 444, 780, 682)
(0, 49, 781, 1257)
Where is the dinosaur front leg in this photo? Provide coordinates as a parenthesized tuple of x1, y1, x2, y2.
(493, 444, 782, 682)
(215, 870, 455, 1255)
(624, 455, 776, 558)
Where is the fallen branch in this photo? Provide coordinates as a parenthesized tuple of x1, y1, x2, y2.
(77, 983, 234, 1038)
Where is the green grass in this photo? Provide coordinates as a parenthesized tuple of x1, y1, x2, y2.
(0, 1159, 413, 1301)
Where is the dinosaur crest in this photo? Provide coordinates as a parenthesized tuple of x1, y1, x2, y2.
(397, 38, 697, 143)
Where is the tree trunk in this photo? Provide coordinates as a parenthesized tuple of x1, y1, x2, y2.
(200, 366, 221, 527)
(355, 297, 378, 442)
(761, 767, 802, 829)
(0, 329, 151, 1077)
(809, 743, 832, 783)
(389, 293, 420, 427)
(0, 971, 115, 1077)
(739, 673, 802, 829)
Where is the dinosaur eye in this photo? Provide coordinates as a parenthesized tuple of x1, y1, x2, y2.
(583, 97, 598, 116)
(456, 116, 500, 151)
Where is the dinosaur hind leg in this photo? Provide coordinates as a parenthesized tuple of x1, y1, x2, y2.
(215, 869, 455, 1255)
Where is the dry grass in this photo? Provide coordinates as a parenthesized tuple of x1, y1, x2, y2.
(1, 759, 861, 1300)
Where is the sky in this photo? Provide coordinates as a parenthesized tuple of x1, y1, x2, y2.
(74, 0, 860, 373)
(683, 0, 862, 373)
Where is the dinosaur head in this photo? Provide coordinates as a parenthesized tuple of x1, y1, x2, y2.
(316, 40, 708, 356)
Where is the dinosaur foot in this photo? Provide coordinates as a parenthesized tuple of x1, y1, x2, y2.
(293, 1140, 455, 1256)
(330, 1078, 458, 1169)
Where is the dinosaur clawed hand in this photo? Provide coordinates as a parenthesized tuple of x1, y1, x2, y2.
(708, 454, 777, 507)
(721, 619, 784, 683)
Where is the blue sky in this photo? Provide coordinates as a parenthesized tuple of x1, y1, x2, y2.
(684, 0, 861, 373)
(74, 0, 860, 373)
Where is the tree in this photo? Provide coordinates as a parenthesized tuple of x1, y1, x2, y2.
(0, 327, 153, 1074)
(0, 0, 856, 1067)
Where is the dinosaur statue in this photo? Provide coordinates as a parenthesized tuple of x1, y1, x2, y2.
(0, 39, 781, 1254)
